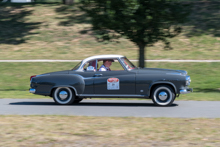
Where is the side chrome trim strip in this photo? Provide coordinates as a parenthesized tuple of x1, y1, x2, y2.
(166, 73, 182, 75)
(36, 74, 50, 77)
(70, 74, 100, 80)
(177, 70, 187, 75)
(78, 94, 147, 97)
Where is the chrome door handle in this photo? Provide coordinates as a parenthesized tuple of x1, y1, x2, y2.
(95, 74, 102, 77)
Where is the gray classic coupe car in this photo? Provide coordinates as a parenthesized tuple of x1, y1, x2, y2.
(29, 55, 192, 106)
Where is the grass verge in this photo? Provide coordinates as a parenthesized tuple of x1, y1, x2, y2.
(0, 116, 220, 146)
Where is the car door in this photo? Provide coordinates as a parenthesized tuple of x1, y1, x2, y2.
(93, 70, 136, 94)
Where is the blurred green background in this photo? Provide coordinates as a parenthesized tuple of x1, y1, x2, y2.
(0, 0, 219, 99)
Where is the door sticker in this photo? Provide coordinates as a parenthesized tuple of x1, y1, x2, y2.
(107, 78, 120, 90)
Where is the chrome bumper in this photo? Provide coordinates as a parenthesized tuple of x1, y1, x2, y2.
(180, 88, 193, 94)
(29, 88, 36, 94)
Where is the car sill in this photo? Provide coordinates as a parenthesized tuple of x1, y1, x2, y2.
(78, 94, 149, 98)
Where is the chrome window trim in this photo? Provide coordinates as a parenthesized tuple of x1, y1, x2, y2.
(78, 58, 101, 72)
(78, 57, 127, 72)
(119, 57, 136, 71)
(72, 61, 82, 70)
(95, 59, 98, 70)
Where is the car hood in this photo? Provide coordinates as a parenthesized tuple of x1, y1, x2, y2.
(134, 68, 187, 75)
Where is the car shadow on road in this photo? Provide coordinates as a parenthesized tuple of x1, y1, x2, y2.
(9, 101, 178, 107)
(74, 102, 178, 107)
(9, 101, 56, 105)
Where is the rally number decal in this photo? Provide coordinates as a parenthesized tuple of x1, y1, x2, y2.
(107, 78, 120, 90)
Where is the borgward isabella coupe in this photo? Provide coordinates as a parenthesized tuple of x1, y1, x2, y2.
(29, 55, 192, 106)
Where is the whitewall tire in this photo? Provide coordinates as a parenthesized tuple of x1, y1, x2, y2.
(53, 87, 75, 105)
(152, 85, 176, 106)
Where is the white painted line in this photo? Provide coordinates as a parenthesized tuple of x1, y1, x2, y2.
(131, 60, 220, 62)
(0, 60, 220, 62)
(0, 60, 82, 62)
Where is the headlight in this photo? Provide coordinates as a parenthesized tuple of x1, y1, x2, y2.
(186, 76, 191, 86)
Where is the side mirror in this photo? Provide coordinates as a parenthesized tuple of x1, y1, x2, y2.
(86, 66, 95, 71)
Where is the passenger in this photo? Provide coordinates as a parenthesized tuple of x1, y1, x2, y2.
(99, 59, 114, 71)
(88, 60, 98, 71)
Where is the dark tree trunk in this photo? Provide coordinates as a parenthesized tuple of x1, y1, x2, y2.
(63, 0, 74, 5)
(138, 42, 146, 68)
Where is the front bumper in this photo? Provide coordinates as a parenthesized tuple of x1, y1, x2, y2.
(180, 88, 193, 94)
(29, 88, 36, 94)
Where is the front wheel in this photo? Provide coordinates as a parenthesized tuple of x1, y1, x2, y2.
(53, 87, 75, 105)
(151, 85, 176, 106)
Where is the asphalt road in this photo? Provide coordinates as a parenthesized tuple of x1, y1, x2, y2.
(1, 99, 220, 118)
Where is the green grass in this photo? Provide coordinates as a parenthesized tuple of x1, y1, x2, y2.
(0, 62, 219, 100)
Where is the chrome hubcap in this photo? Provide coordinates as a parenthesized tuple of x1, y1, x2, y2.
(158, 91, 168, 100)
(59, 91, 68, 100)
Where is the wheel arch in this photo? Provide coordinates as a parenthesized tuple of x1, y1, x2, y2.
(149, 82, 177, 97)
(50, 85, 78, 97)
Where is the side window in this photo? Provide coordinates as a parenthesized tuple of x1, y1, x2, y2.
(98, 59, 124, 71)
(111, 59, 125, 71)
(83, 60, 97, 71)
(120, 58, 136, 70)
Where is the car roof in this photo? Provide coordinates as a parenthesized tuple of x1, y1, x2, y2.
(82, 54, 124, 63)
(76, 55, 126, 71)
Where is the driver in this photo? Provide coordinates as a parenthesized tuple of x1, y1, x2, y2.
(99, 59, 114, 71)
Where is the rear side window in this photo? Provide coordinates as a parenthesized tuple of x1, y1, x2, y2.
(72, 61, 82, 70)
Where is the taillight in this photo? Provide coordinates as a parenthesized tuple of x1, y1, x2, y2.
(30, 75, 36, 81)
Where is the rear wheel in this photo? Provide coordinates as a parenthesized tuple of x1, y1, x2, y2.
(151, 85, 176, 106)
(53, 87, 75, 105)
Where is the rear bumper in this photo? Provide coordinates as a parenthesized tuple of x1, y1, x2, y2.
(29, 88, 36, 94)
(180, 88, 193, 94)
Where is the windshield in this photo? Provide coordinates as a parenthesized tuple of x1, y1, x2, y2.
(72, 61, 82, 70)
(120, 57, 136, 70)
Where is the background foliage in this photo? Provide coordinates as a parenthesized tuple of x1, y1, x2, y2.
(80, 0, 191, 67)
(0, 1, 219, 99)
